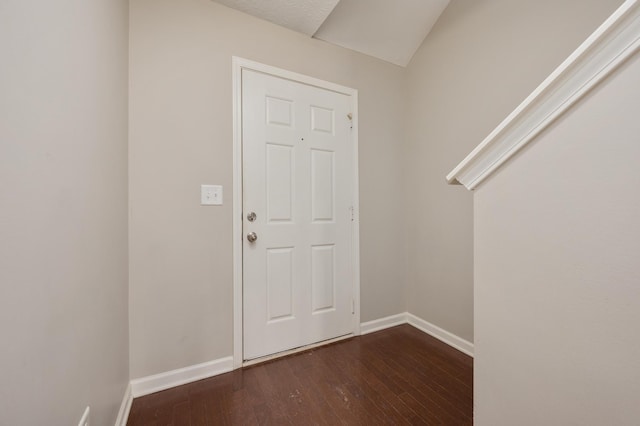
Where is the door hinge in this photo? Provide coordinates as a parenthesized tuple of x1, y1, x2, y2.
(350, 206, 354, 222)
(351, 299, 355, 314)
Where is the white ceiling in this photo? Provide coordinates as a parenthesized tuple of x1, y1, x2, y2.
(314, 0, 449, 67)
(211, 0, 450, 67)
(213, 0, 341, 36)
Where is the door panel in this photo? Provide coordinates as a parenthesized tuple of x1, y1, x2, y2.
(265, 247, 294, 321)
(265, 143, 294, 222)
(242, 69, 354, 360)
(311, 149, 335, 222)
(311, 244, 335, 313)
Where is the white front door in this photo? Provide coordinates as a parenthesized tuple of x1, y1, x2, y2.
(242, 69, 355, 361)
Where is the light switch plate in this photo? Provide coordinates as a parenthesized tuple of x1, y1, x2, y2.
(201, 185, 223, 206)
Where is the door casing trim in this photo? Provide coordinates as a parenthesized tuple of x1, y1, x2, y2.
(232, 57, 361, 368)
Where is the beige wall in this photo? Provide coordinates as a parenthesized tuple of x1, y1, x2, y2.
(129, 0, 406, 378)
(403, 0, 621, 342)
(130, 0, 624, 381)
(1, 0, 632, 420)
(0, 1, 129, 425)
(474, 52, 640, 425)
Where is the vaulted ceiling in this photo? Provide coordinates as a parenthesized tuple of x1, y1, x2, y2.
(211, 0, 450, 67)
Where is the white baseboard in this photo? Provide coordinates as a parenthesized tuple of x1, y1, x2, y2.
(124, 314, 471, 407)
(360, 313, 407, 335)
(360, 312, 474, 357)
(130, 356, 234, 398)
(114, 383, 132, 426)
(406, 313, 474, 357)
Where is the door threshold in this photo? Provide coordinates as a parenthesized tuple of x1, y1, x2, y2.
(242, 333, 354, 367)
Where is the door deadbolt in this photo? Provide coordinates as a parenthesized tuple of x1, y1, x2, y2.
(247, 212, 257, 222)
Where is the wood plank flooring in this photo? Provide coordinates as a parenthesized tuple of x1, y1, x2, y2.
(127, 325, 473, 425)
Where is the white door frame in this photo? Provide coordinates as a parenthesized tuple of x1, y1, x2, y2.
(232, 57, 361, 368)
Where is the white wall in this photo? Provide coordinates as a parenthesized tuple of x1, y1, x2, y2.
(129, 0, 406, 378)
(403, 0, 622, 342)
(474, 53, 640, 425)
(0, 1, 130, 425)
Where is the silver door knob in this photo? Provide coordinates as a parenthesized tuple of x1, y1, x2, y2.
(246, 232, 258, 243)
(247, 212, 257, 222)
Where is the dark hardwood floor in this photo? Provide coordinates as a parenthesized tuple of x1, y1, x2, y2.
(127, 324, 473, 425)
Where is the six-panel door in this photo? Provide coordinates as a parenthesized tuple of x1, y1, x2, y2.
(242, 69, 354, 360)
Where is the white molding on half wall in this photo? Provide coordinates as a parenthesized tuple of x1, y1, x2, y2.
(360, 312, 474, 357)
(114, 383, 132, 426)
(446, 0, 640, 190)
(130, 356, 234, 398)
